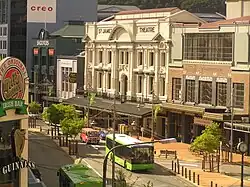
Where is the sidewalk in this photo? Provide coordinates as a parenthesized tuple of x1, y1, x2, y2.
(138, 136, 250, 187)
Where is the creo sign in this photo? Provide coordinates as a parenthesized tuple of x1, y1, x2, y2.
(30, 6, 53, 12)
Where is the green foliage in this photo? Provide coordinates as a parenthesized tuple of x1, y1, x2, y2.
(28, 101, 41, 114)
(190, 122, 222, 153)
(153, 105, 161, 122)
(60, 117, 84, 138)
(98, 0, 225, 14)
(45, 104, 78, 124)
(42, 107, 49, 121)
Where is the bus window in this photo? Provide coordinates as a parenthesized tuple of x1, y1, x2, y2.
(131, 147, 154, 164)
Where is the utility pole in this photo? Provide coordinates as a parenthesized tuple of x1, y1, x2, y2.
(151, 90, 155, 141)
(230, 86, 234, 162)
(112, 92, 116, 186)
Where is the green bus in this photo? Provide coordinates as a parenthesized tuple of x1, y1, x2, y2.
(105, 134, 154, 171)
(58, 163, 102, 187)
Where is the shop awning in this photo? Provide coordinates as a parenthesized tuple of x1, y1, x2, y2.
(224, 122, 250, 133)
(63, 96, 151, 118)
(162, 103, 204, 115)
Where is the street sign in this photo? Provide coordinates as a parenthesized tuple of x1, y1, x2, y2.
(69, 72, 77, 83)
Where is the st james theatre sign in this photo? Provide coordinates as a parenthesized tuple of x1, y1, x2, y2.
(0, 57, 28, 117)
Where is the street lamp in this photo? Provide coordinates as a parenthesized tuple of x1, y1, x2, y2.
(102, 138, 177, 187)
(237, 142, 248, 187)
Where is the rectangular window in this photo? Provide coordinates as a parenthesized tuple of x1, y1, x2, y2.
(107, 73, 111, 89)
(0, 28, 2, 35)
(61, 68, 65, 91)
(99, 72, 102, 88)
(161, 52, 165, 66)
(121, 51, 124, 64)
(184, 33, 233, 61)
(216, 82, 227, 106)
(99, 51, 103, 63)
(186, 80, 195, 102)
(138, 52, 143, 65)
(149, 77, 154, 93)
(233, 83, 244, 108)
(199, 81, 212, 104)
(3, 27, 6, 35)
(172, 78, 182, 100)
(65, 68, 69, 92)
(2, 40, 6, 49)
(108, 51, 112, 63)
(138, 76, 143, 93)
(125, 52, 129, 64)
(0, 41, 2, 49)
(161, 78, 165, 96)
(149, 52, 154, 66)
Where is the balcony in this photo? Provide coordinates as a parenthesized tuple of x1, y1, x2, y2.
(94, 63, 104, 70)
(118, 64, 128, 71)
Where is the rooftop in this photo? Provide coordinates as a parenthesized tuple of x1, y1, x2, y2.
(194, 12, 225, 23)
(200, 15, 250, 29)
(50, 22, 85, 38)
(116, 7, 180, 15)
(61, 164, 102, 184)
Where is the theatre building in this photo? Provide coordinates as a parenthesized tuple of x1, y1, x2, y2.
(164, 3, 250, 152)
(0, 57, 29, 186)
(81, 8, 205, 138)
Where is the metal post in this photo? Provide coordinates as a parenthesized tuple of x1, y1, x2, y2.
(151, 90, 154, 141)
(241, 153, 244, 187)
(230, 86, 234, 162)
(112, 93, 116, 186)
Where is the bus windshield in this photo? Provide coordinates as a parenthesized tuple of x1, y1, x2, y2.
(131, 146, 154, 164)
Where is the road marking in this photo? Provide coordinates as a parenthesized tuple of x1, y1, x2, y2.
(81, 158, 103, 178)
(91, 144, 105, 150)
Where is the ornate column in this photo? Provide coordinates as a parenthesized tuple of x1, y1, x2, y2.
(128, 49, 135, 98)
(154, 48, 160, 97)
(111, 48, 119, 94)
(84, 48, 88, 90)
(91, 45, 96, 89)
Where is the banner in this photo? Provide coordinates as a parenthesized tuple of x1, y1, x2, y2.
(0, 99, 28, 117)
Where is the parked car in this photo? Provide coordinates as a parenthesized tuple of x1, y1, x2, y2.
(80, 128, 100, 144)
(99, 130, 108, 140)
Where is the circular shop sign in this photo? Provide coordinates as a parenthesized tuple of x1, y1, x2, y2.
(0, 57, 28, 101)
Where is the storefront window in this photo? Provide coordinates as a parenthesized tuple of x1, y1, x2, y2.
(0, 120, 20, 187)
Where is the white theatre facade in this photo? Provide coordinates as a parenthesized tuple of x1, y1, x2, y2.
(84, 8, 206, 102)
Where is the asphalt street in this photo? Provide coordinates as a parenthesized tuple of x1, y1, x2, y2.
(28, 131, 74, 187)
(78, 141, 196, 187)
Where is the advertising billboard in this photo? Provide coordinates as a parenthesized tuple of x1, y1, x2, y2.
(27, 0, 57, 23)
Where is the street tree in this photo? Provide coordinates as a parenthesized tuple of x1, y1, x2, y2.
(85, 92, 96, 127)
(45, 104, 78, 125)
(190, 122, 222, 154)
(60, 117, 84, 139)
(42, 107, 49, 122)
(28, 101, 41, 114)
(153, 104, 161, 122)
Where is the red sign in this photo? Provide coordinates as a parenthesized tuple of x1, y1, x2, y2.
(48, 49, 54, 56)
(31, 6, 53, 12)
(0, 57, 28, 101)
(33, 48, 39, 55)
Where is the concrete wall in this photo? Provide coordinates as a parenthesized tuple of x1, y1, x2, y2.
(26, 0, 97, 76)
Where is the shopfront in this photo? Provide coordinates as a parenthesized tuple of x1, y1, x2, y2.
(0, 57, 30, 187)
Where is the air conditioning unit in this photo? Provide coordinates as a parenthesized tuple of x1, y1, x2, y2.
(242, 117, 249, 123)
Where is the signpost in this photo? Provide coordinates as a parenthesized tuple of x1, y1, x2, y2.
(69, 72, 77, 83)
(237, 142, 248, 187)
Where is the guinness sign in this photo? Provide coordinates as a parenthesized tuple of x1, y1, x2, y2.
(1, 159, 35, 174)
(0, 57, 28, 117)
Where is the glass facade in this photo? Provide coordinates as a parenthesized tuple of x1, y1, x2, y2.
(9, 0, 27, 63)
(0, 120, 20, 187)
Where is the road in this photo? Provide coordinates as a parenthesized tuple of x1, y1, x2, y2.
(78, 141, 196, 187)
(28, 131, 74, 187)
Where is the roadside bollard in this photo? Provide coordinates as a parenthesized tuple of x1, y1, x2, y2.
(215, 184, 217, 187)
(177, 162, 180, 174)
(197, 174, 200, 185)
(181, 166, 184, 176)
(172, 160, 174, 170)
(185, 168, 187, 178)
(193, 172, 195, 183)
(174, 162, 177, 173)
(211, 181, 213, 187)
(189, 170, 191, 181)
(47, 129, 50, 135)
(40, 126, 42, 132)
